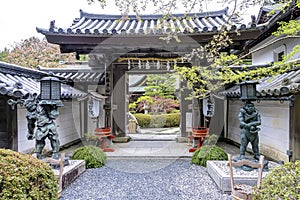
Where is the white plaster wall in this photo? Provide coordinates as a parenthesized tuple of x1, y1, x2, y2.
(227, 100, 290, 162)
(251, 36, 300, 65)
(17, 105, 35, 153)
(18, 101, 81, 153)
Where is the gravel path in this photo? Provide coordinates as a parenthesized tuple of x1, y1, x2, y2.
(60, 158, 231, 200)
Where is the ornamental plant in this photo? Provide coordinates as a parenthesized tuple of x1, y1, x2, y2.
(191, 134, 228, 167)
(253, 160, 300, 200)
(71, 145, 107, 169)
(0, 148, 58, 200)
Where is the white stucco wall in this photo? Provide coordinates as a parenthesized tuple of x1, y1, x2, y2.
(18, 101, 81, 153)
(251, 36, 300, 65)
(227, 100, 290, 162)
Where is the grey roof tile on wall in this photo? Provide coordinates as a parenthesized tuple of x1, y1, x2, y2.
(220, 67, 300, 98)
(0, 61, 86, 99)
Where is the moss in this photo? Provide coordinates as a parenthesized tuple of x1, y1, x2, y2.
(0, 148, 58, 200)
(71, 145, 107, 169)
(253, 160, 300, 200)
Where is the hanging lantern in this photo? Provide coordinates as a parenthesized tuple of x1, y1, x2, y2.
(145, 60, 150, 69)
(128, 59, 131, 70)
(166, 61, 170, 71)
(239, 80, 258, 101)
(157, 60, 160, 69)
(40, 76, 63, 106)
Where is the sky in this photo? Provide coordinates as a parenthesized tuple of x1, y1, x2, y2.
(0, 0, 260, 51)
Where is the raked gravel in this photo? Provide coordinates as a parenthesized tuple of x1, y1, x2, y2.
(60, 158, 231, 200)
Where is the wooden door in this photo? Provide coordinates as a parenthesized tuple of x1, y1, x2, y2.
(0, 96, 17, 150)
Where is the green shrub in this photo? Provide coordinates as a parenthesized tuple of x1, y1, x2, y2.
(134, 113, 151, 127)
(164, 113, 180, 127)
(191, 134, 227, 167)
(253, 160, 300, 200)
(0, 148, 58, 200)
(149, 115, 166, 128)
(71, 145, 107, 169)
(134, 113, 180, 128)
(191, 145, 228, 167)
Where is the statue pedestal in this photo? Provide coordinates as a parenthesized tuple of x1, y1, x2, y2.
(207, 158, 279, 193)
(52, 160, 86, 189)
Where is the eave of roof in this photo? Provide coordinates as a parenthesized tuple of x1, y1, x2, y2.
(36, 7, 264, 53)
(0, 61, 86, 99)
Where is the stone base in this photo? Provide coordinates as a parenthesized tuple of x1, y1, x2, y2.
(207, 160, 279, 193)
(53, 160, 86, 189)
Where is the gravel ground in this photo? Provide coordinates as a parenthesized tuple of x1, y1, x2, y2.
(60, 158, 231, 200)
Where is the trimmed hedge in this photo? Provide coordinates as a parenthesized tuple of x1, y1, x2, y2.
(71, 145, 107, 169)
(164, 113, 180, 127)
(134, 113, 151, 127)
(134, 113, 180, 128)
(0, 148, 58, 200)
(253, 160, 300, 200)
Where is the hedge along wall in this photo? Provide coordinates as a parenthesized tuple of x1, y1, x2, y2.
(134, 113, 180, 128)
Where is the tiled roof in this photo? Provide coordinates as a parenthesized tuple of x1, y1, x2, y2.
(0, 61, 86, 99)
(220, 67, 300, 98)
(38, 67, 104, 84)
(37, 8, 260, 36)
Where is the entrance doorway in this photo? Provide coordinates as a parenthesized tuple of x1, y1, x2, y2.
(128, 73, 180, 139)
(0, 96, 17, 150)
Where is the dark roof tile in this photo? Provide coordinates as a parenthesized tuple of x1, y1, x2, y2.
(221, 66, 300, 98)
(0, 62, 86, 99)
(37, 7, 261, 36)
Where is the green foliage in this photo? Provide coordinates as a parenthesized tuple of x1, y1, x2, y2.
(191, 145, 228, 167)
(84, 132, 98, 141)
(0, 48, 9, 61)
(274, 19, 300, 36)
(5, 37, 76, 68)
(133, 113, 151, 127)
(144, 74, 177, 99)
(0, 148, 58, 200)
(149, 114, 166, 128)
(164, 113, 180, 127)
(134, 113, 180, 128)
(253, 160, 300, 200)
(71, 145, 107, 169)
(191, 134, 227, 167)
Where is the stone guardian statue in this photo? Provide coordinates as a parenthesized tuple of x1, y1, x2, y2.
(238, 101, 261, 160)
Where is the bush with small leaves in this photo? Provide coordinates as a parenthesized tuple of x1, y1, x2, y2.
(191, 145, 228, 167)
(134, 113, 151, 127)
(71, 145, 107, 169)
(191, 134, 228, 167)
(253, 160, 300, 200)
(0, 148, 58, 200)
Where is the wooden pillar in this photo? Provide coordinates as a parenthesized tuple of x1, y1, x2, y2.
(290, 94, 300, 161)
(112, 64, 127, 136)
(179, 81, 192, 137)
